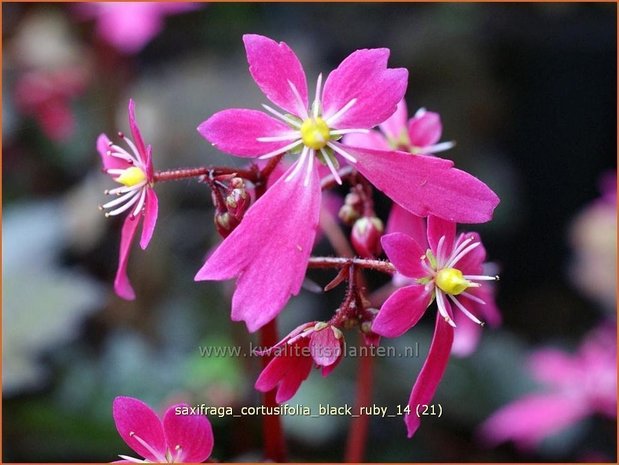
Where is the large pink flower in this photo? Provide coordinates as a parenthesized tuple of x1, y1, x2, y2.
(479, 324, 617, 451)
(113, 396, 214, 463)
(255, 321, 344, 403)
(97, 99, 158, 300)
(372, 216, 499, 437)
(196, 34, 499, 332)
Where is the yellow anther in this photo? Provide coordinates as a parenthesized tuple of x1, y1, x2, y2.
(115, 166, 147, 187)
(300, 117, 330, 150)
(435, 268, 470, 296)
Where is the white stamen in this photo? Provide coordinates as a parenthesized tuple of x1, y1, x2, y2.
(325, 98, 357, 126)
(120, 134, 143, 164)
(106, 183, 145, 196)
(448, 294, 485, 326)
(463, 274, 499, 281)
(436, 235, 446, 266)
(445, 242, 481, 269)
(131, 189, 147, 218)
(304, 149, 314, 187)
(108, 146, 139, 164)
(414, 107, 427, 118)
(102, 189, 140, 209)
(285, 146, 309, 182)
(105, 190, 142, 216)
(106, 169, 127, 176)
(256, 132, 300, 143)
(261, 104, 302, 128)
(420, 141, 456, 154)
(312, 73, 323, 119)
(128, 431, 167, 463)
(257, 139, 302, 160)
(460, 291, 487, 305)
(436, 291, 456, 327)
(329, 128, 370, 136)
(288, 80, 309, 119)
(173, 444, 184, 463)
(326, 142, 358, 164)
(320, 148, 342, 185)
(117, 454, 147, 463)
(421, 256, 435, 275)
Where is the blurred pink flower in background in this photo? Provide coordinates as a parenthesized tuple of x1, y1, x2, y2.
(75, 2, 201, 54)
(113, 396, 214, 463)
(479, 324, 617, 451)
(97, 100, 158, 300)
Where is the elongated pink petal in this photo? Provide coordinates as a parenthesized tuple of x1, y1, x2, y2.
(346, 145, 500, 224)
(478, 394, 588, 450)
(408, 110, 442, 148)
(453, 232, 485, 274)
(163, 404, 214, 463)
(98, 133, 131, 171)
(198, 109, 294, 158)
(114, 215, 141, 300)
(322, 49, 408, 129)
(379, 98, 408, 141)
(243, 34, 308, 116)
(341, 130, 391, 151)
(139, 189, 158, 250)
(128, 99, 147, 162)
(373, 285, 432, 338)
(310, 327, 342, 367)
(195, 162, 321, 332)
(405, 313, 454, 437)
(427, 216, 456, 258)
(145, 145, 155, 181)
(113, 397, 167, 462)
(386, 203, 427, 247)
(381, 233, 427, 279)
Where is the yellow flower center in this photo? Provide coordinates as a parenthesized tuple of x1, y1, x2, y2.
(115, 166, 147, 187)
(300, 117, 330, 150)
(435, 268, 471, 296)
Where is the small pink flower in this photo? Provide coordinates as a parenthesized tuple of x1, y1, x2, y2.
(196, 34, 499, 332)
(255, 321, 344, 403)
(479, 324, 617, 451)
(97, 99, 158, 300)
(113, 396, 214, 463)
(345, 98, 455, 155)
(75, 3, 200, 54)
(372, 216, 500, 437)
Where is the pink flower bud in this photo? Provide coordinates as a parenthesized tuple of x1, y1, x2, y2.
(351, 216, 384, 258)
(225, 177, 250, 221)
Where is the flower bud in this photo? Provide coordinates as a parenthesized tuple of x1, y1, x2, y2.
(214, 211, 239, 238)
(338, 192, 363, 225)
(351, 216, 384, 258)
(225, 177, 250, 221)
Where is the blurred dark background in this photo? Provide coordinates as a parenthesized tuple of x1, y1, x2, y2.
(3, 2, 616, 462)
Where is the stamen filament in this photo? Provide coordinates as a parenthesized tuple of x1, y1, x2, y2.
(312, 73, 323, 119)
(463, 274, 499, 281)
(445, 242, 481, 268)
(258, 139, 302, 160)
(102, 189, 140, 209)
(436, 235, 446, 266)
(304, 148, 314, 187)
(320, 148, 342, 185)
(119, 134, 143, 164)
(105, 190, 142, 216)
(436, 291, 456, 327)
(460, 291, 487, 305)
(131, 189, 147, 218)
(106, 169, 127, 176)
(117, 454, 147, 463)
(421, 141, 456, 154)
(106, 183, 145, 196)
(448, 294, 485, 326)
(285, 146, 309, 182)
(128, 432, 167, 463)
(325, 98, 357, 126)
(326, 142, 358, 164)
(288, 80, 309, 119)
(261, 104, 302, 128)
(256, 133, 300, 142)
(329, 128, 370, 136)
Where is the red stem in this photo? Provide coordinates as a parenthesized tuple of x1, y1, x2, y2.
(153, 166, 257, 183)
(259, 319, 287, 462)
(345, 350, 375, 462)
(307, 256, 396, 274)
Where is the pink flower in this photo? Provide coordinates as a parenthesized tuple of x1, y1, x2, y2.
(196, 34, 499, 332)
(344, 98, 455, 155)
(75, 3, 200, 54)
(372, 216, 500, 437)
(113, 396, 214, 463)
(255, 321, 344, 403)
(479, 324, 617, 451)
(97, 99, 158, 300)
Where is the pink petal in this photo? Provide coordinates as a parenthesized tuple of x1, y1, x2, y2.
(381, 232, 427, 279)
(128, 99, 148, 161)
(113, 396, 167, 462)
(274, 355, 314, 403)
(322, 49, 408, 129)
(373, 284, 432, 338)
(385, 203, 427, 247)
(346, 145, 500, 224)
(427, 216, 456, 258)
(98, 134, 130, 171)
(408, 110, 442, 148)
(341, 129, 391, 151)
(162, 404, 214, 463)
(478, 394, 588, 450)
(95, 4, 162, 54)
(527, 349, 581, 389)
(114, 215, 141, 300)
(453, 232, 486, 274)
(195, 162, 321, 332)
(379, 98, 408, 141)
(139, 189, 158, 250)
(309, 327, 342, 367)
(198, 109, 294, 158)
(405, 313, 454, 437)
(243, 34, 308, 116)
(450, 313, 481, 357)
(255, 347, 314, 403)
